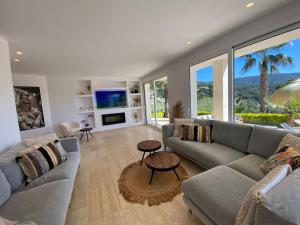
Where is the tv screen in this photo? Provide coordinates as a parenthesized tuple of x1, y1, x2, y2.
(95, 90, 127, 109)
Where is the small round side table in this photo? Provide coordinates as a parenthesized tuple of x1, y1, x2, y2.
(137, 140, 161, 166)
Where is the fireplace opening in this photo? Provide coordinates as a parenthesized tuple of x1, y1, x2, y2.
(102, 112, 126, 126)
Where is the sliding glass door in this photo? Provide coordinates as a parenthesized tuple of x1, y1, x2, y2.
(144, 76, 169, 128)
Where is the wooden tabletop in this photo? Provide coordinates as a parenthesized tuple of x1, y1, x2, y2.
(146, 152, 180, 171)
(137, 140, 161, 152)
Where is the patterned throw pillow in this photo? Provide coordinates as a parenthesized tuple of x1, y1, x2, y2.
(16, 142, 65, 184)
(173, 118, 194, 137)
(276, 133, 300, 153)
(179, 124, 212, 143)
(24, 133, 67, 156)
(260, 146, 300, 173)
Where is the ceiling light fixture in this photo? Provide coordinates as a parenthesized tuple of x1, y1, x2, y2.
(16, 51, 23, 55)
(246, 2, 255, 8)
(14, 59, 20, 62)
(186, 41, 192, 45)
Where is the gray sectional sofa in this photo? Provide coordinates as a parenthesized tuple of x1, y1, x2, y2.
(162, 120, 300, 225)
(0, 137, 80, 225)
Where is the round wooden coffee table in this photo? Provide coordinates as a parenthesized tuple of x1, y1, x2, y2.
(137, 140, 161, 166)
(145, 152, 180, 185)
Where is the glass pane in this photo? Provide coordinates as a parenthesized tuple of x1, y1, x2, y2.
(145, 81, 156, 126)
(197, 66, 213, 117)
(190, 53, 228, 120)
(234, 28, 300, 128)
(155, 76, 169, 128)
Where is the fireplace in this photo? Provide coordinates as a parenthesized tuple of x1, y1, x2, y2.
(102, 112, 126, 126)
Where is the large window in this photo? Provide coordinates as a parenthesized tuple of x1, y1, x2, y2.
(190, 54, 228, 120)
(145, 76, 169, 128)
(234, 28, 300, 127)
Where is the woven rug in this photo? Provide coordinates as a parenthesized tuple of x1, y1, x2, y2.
(118, 160, 189, 206)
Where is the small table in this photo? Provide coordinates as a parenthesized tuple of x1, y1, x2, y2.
(137, 140, 161, 166)
(145, 152, 180, 185)
(80, 127, 93, 141)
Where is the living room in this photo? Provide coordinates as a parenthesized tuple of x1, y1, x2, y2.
(1, 1, 300, 225)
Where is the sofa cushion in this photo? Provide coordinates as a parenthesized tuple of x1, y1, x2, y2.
(211, 120, 253, 153)
(228, 154, 266, 181)
(0, 160, 25, 192)
(182, 166, 255, 225)
(0, 169, 11, 207)
(166, 137, 246, 169)
(0, 179, 73, 225)
(16, 152, 80, 192)
(255, 168, 300, 225)
(247, 126, 289, 158)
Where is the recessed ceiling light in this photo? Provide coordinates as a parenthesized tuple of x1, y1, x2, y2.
(246, 2, 255, 8)
(186, 41, 192, 45)
(16, 51, 23, 55)
(14, 59, 20, 62)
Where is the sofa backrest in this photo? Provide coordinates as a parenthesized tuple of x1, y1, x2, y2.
(193, 119, 213, 126)
(211, 120, 253, 153)
(255, 168, 300, 225)
(247, 125, 300, 158)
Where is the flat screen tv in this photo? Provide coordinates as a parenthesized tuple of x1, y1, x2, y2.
(95, 90, 127, 109)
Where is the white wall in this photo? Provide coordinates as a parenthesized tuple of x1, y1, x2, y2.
(141, 1, 300, 117)
(12, 73, 53, 138)
(0, 36, 20, 152)
(47, 77, 79, 135)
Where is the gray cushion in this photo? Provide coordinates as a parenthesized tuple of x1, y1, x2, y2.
(166, 137, 246, 168)
(255, 168, 300, 225)
(60, 137, 80, 153)
(247, 126, 290, 158)
(0, 169, 11, 207)
(182, 166, 255, 225)
(227, 154, 266, 181)
(162, 123, 175, 145)
(16, 152, 80, 192)
(0, 160, 25, 192)
(211, 120, 253, 153)
(0, 179, 73, 225)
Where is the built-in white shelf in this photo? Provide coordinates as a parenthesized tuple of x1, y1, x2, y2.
(78, 110, 94, 114)
(129, 93, 141, 96)
(76, 94, 92, 97)
(74, 80, 145, 131)
(130, 107, 143, 109)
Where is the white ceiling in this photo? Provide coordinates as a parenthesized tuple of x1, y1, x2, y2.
(0, 0, 294, 78)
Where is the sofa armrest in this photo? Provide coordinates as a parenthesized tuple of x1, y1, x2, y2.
(60, 137, 80, 153)
(162, 123, 175, 146)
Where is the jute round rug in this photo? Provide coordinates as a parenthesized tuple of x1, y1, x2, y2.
(118, 160, 189, 206)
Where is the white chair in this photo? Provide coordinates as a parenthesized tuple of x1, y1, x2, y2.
(59, 122, 81, 137)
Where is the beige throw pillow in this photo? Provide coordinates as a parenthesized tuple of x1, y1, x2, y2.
(235, 164, 291, 225)
(0, 217, 37, 225)
(173, 118, 194, 137)
(23, 133, 67, 155)
(23, 133, 58, 146)
(276, 133, 300, 153)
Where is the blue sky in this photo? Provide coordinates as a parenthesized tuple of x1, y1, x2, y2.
(197, 38, 300, 82)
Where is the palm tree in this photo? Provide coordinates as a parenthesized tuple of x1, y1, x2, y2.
(241, 43, 293, 112)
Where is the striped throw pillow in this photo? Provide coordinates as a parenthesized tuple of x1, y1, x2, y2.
(179, 124, 212, 143)
(16, 142, 65, 184)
